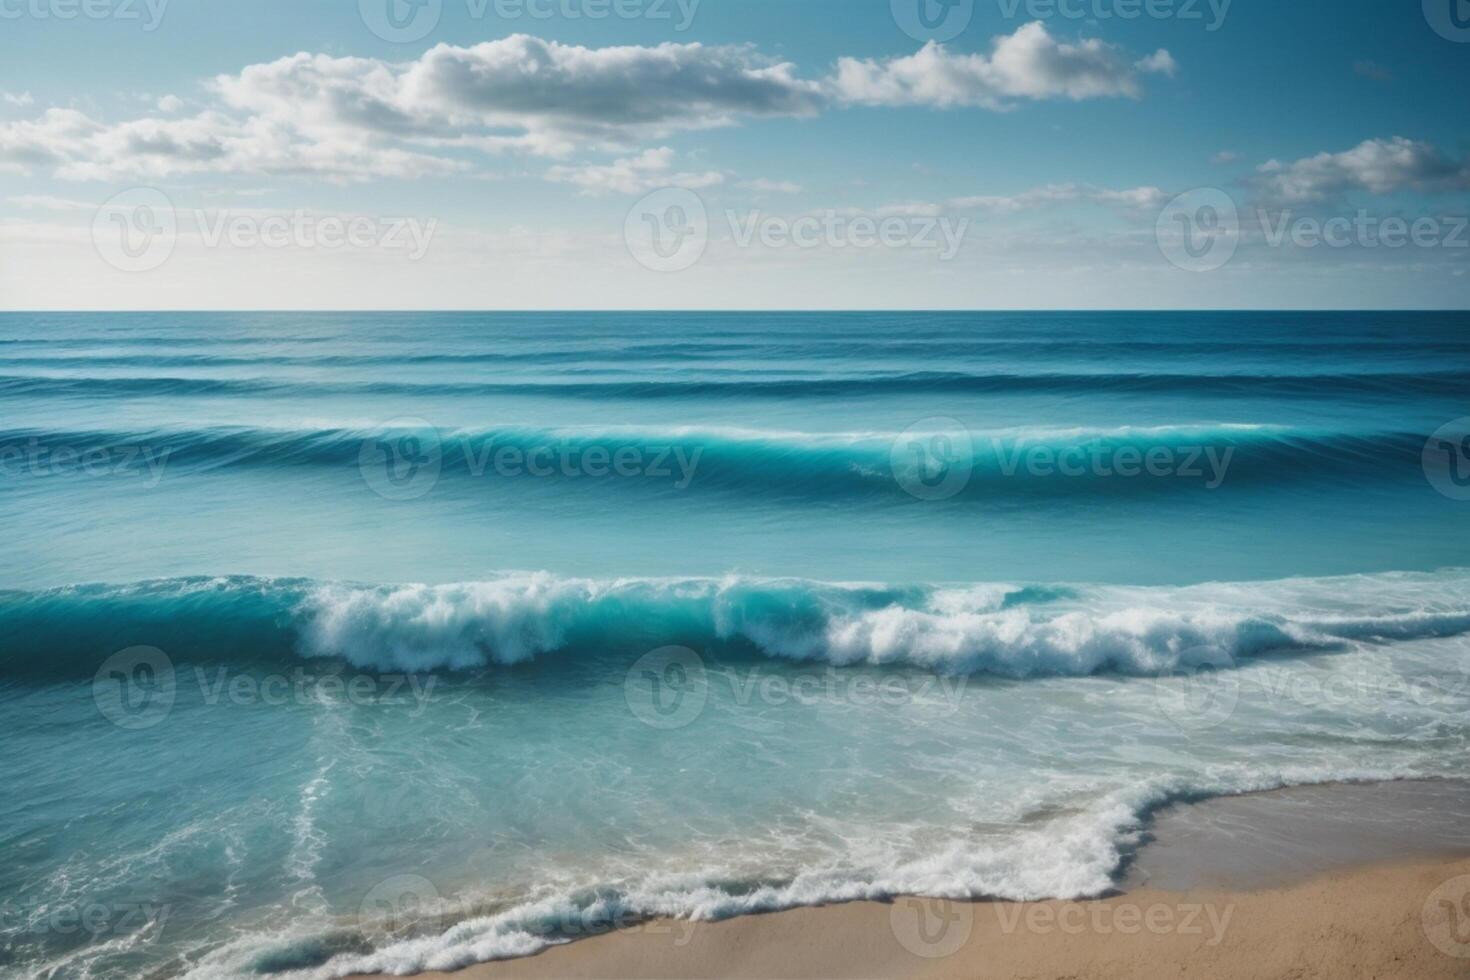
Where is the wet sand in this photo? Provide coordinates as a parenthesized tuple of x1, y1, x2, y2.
(365, 779, 1470, 979)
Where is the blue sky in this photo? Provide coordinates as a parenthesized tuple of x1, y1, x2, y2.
(0, 0, 1467, 308)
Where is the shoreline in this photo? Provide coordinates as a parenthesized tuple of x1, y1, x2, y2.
(359, 779, 1470, 979)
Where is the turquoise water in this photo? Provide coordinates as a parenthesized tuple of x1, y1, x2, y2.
(2, 312, 1469, 978)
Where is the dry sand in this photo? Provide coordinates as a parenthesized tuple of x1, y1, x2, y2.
(366, 781, 1470, 979)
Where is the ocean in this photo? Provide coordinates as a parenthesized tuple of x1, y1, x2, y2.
(2, 310, 1469, 978)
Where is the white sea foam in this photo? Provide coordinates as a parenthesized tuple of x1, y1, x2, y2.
(179, 763, 1431, 980)
(294, 570, 1470, 677)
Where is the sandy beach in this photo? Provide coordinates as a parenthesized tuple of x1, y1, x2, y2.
(367, 781, 1470, 980)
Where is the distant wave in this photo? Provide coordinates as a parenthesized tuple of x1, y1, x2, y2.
(0, 422, 1430, 498)
(4, 570, 1468, 679)
(2, 370, 1468, 399)
(7, 337, 1470, 367)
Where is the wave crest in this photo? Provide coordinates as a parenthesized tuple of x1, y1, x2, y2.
(6, 571, 1467, 679)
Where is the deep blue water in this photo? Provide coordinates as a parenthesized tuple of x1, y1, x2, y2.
(2, 311, 1469, 978)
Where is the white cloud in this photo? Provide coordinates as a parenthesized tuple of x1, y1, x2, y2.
(0, 35, 826, 182)
(0, 105, 468, 182)
(1211, 150, 1239, 165)
(2, 91, 34, 107)
(0, 28, 1175, 184)
(833, 202, 943, 218)
(1135, 50, 1178, 77)
(213, 36, 825, 150)
(5, 193, 94, 211)
(742, 178, 803, 194)
(949, 182, 1167, 216)
(1255, 137, 1470, 203)
(831, 23, 1176, 108)
(545, 147, 724, 195)
(1089, 185, 1171, 212)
